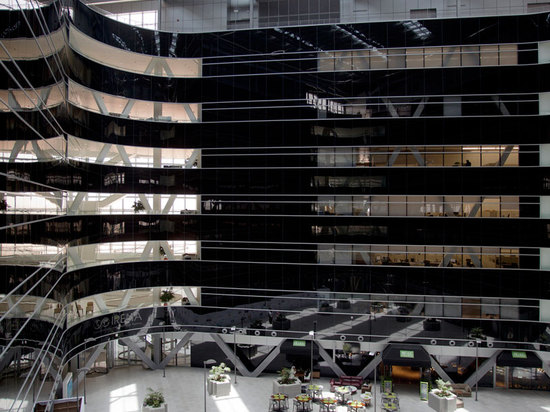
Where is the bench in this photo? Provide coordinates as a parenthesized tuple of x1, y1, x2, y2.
(450, 383, 472, 397)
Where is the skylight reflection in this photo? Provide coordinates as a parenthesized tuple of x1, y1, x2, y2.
(109, 383, 139, 412)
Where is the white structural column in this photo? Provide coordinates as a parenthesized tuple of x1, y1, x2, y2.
(181, 287, 199, 305)
(91, 91, 108, 115)
(186, 149, 200, 168)
(8, 141, 26, 161)
(161, 195, 177, 214)
(464, 350, 501, 387)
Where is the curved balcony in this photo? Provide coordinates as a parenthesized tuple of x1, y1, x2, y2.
(68, 79, 200, 123)
(0, 81, 65, 112)
(0, 295, 61, 322)
(0, 26, 64, 61)
(53, 290, 546, 362)
(67, 135, 200, 168)
(0, 243, 64, 269)
(66, 286, 200, 326)
(69, 24, 201, 78)
(66, 240, 199, 272)
(0, 135, 200, 168)
(0, 137, 64, 162)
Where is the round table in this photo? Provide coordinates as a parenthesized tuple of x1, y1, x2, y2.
(307, 384, 323, 400)
(294, 395, 311, 412)
(360, 392, 372, 406)
(382, 402, 398, 411)
(348, 400, 365, 411)
(320, 398, 337, 412)
(335, 386, 356, 404)
(270, 393, 287, 411)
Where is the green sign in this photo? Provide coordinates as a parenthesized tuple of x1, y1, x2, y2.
(420, 381, 429, 401)
(511, 351, 527, 359)
(383, 378, 393, 393)
(293, 340, 306, 347)
(400, 350, 415, 358)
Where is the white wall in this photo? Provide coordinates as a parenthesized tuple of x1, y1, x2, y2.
(161, 0, 227, 32)
(541, 196, 550, 217)
(540, 248, 550, 270)
(540, 92, 550, 115)
(347, 0, 550, 22)
(540, 41, 550, 64)
(541, 299, 550, 322)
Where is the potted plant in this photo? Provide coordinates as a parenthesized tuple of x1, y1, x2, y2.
(142, 388, 167, 411)
(319, 301, 333, 313)
(207, 362, 231, 396)
(0, 199, 8, 212)
(423, 318, 441, 331)
(160, 289, 175, 306)
(469, 327, 485, 340)
(272, 366, 301, 397)
(534, 333, 549, 351)
(428, 379, 456, 412)
(248, 319, 265, 336)
(342, 342, 352, 356)
(272, 313, 291, 330)
(133, 200, 146, 213)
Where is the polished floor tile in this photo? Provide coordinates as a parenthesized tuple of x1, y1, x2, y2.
(76, 365, 550, 412)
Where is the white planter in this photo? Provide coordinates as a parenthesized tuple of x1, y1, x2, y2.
(272, 380, 302, 397)
(142, 404, 167, 412)
(208, 377, 231, 396)
(428, 391, 457, 412)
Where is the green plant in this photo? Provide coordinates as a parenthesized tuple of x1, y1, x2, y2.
(277, 366, 298, 385)
(132, 200, 145, 213)
(209, 362, 231, 381)
(250, 319, 264, 329)
(470, 327, 484, 339)
(342, 342, 352, 354)
(160, 289, 175, 303)
(275, 313, 287, 322)
(434, 379, 453, 397)
(143, 388, 165, 408)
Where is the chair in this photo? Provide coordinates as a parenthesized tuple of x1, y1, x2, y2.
(86, 301, 94, 315)
(269, 399, 288, 411)
(270, 395, 289, 412)
(292, 399, 312, 412)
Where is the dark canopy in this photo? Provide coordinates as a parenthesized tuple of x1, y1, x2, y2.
(497, 351, 541, 368)
(382, 344, 431, 368)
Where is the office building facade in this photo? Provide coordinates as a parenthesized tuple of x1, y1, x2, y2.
(1, 0, 550, 406)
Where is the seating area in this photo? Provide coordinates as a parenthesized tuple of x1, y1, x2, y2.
(329, 376, 364, 392)
(450, 383, 472, 397)
(270, 380, 377, 411)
